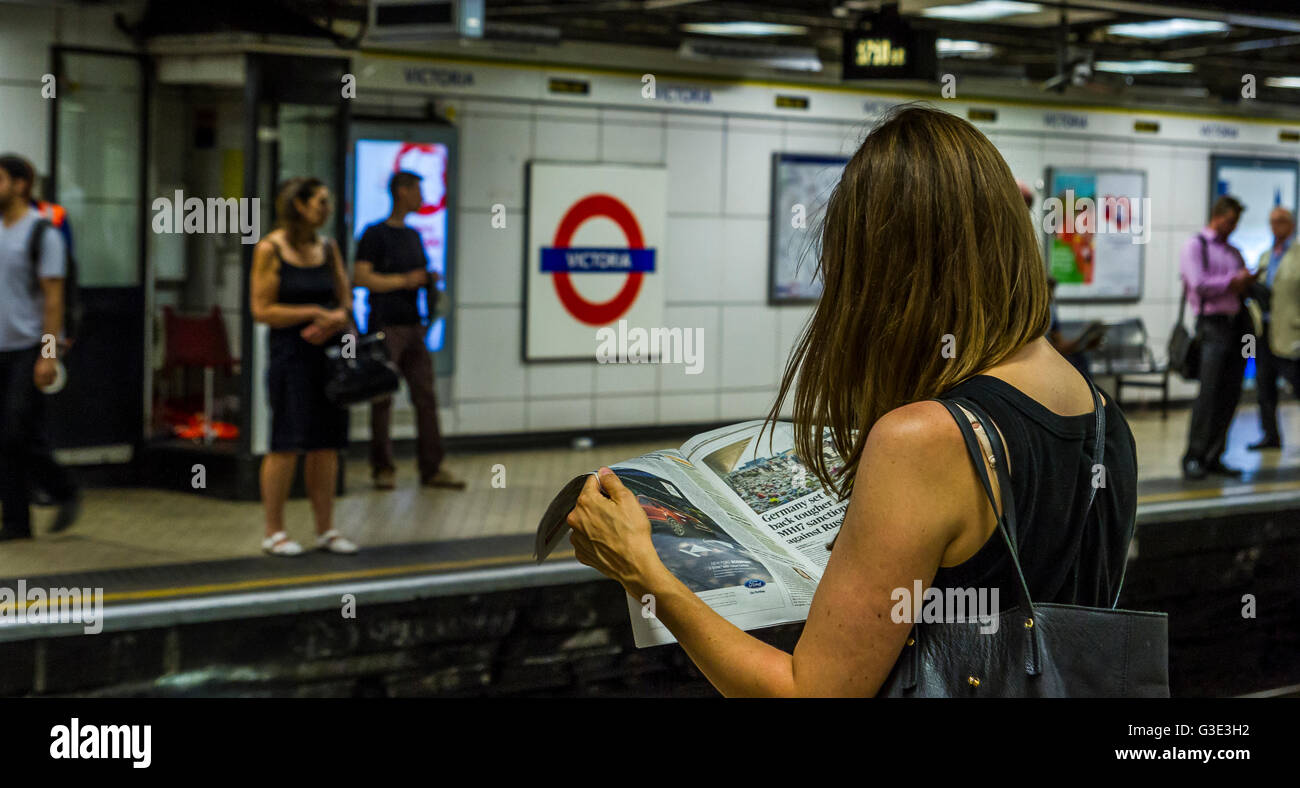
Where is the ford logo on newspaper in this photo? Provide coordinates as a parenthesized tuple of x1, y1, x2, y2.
(744, 579, 766, 589)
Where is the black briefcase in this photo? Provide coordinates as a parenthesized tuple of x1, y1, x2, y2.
(877, 390, 1169, 697)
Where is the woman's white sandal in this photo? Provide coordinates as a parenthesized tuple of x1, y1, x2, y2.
(262, 531, 304, 556)
(317, 529, 358, 554)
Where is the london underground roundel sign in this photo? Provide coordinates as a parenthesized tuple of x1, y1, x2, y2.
(526, 163, 667, 361)
(545, 194, 649, 326)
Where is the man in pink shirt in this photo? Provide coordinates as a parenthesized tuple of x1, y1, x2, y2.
(1180, 195, 1257, 481)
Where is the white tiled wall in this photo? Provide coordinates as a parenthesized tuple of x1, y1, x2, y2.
(434, 95, 1263, 436)
(987, 130, 1226, 404)
(2, 1, 1285, 437)
(431, 96, 832, 436)
(0, 2, 141, 168)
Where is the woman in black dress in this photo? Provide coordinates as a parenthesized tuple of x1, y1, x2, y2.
(250, 177, 358, 556)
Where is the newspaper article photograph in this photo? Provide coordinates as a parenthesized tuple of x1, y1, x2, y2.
(535, 421, 848, 646)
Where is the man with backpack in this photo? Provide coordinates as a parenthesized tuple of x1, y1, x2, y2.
(20, 157, 76, 262)
(0, 154, 79, 539)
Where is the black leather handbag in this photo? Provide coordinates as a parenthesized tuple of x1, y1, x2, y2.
(324, 331, 401, 407)
(1168, 319, 1199, 381)
(876, 385, 1169, 697)
(1168, 236, 1210, 381)
(1168, 283, 1202, 381)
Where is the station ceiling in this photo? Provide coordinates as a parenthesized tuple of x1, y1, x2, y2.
(123, 0, 1300, 107)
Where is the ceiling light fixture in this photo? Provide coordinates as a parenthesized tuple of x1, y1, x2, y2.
(677, 38, 822, 72)
(920, 1, 1043, 22)
(1094, 60, 1195, 74)
(1106, 19, 1230, 39)
(937, 38, 995, 57)
(679, 21, 808, 37)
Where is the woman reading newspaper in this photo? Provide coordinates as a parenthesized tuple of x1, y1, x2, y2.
(565, 104, 1141, 697)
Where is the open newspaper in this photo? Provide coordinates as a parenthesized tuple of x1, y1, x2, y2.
(534, 420, 849, 647)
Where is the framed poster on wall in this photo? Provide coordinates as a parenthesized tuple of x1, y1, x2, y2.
(525, 162, 668, 361)
(1210, 156, 1300, 272)
(769, 152, 849, 304)
(1043, 167, 1146, 302)
(346, 120, 457, 377)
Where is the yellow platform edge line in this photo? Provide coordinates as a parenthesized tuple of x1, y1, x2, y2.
(1137, 478, 1300, 503)
(3, 477, 1300, 613)
(0, 550, 577, 614)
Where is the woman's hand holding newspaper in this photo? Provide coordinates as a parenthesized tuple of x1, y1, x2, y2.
(567, 468, 670, 598)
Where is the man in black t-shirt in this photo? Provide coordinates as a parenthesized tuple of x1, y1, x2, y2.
(354, 171, 464, 491)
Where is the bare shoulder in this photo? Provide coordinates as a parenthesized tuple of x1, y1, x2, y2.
(862, 400, 965, 463)
(327, 236, 346, 265)
(253, 234, 281, 265)
(855, 400, 971, 504)
(250, 247, 282, 285)
(839, 399, 972, 555)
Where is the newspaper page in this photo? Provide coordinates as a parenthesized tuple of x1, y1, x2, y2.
(679, 420, 850, 574)
(532, 420, 851, 647)
(608, 450, 823, 647)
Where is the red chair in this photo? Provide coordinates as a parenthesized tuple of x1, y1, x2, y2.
(161, 306, 235, 443)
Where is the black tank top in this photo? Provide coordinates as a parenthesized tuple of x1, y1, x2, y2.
(269, 239, 338, 349)
(930, 375, 1138, 608)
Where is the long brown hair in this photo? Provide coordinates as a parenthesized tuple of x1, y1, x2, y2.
(274, 176, 326, 246)
(767, 104, 1051, 499)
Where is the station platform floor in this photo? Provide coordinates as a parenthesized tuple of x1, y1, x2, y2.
(2, 399, 1300, 641)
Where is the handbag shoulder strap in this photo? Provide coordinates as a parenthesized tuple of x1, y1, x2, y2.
(937, 377, 1108, 613)
(935, 397, 1036, 612)
(1194, 235, 1209, 317)
(1176, 234, 1210, 327)
(1082, 381, 1106, 518)
(1176, 264, 1189, 325)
